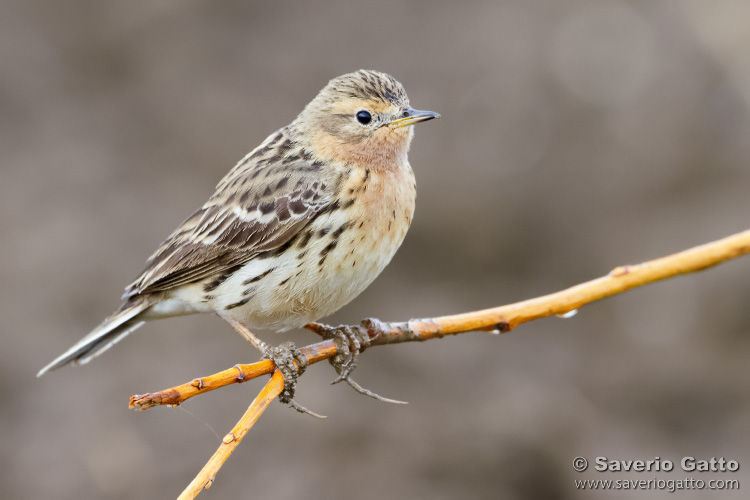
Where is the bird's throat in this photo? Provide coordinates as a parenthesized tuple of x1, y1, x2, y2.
(308, 128, 412, 172)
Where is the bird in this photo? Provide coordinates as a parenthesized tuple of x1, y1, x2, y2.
(37, 70, 439, 406)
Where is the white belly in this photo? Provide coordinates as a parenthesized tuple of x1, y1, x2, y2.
(214, 167, 415, 331)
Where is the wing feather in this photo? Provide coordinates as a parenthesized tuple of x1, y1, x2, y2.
(123, 129, 333, 298)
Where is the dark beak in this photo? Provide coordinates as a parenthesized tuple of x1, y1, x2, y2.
(389, 108, 441, 128)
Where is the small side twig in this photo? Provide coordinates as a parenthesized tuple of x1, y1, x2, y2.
(130, 342, 336, 410)
(176, 370, 284, 500)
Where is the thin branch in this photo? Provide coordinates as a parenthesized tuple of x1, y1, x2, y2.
(128, 229, 750, 499)
(130, 342, 336, 410)
(131, 229, 750, 411)
(176, 370, 284, 500)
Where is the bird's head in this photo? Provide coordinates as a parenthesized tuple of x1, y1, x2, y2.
(295, 70, 439, 170)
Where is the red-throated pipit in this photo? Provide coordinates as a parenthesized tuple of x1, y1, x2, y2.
(38, 70, 439, 409)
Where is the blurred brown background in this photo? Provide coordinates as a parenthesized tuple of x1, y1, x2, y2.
(3, 1, 750, 499)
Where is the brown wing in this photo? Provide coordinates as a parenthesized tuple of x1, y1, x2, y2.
(123, 129, 333, 298)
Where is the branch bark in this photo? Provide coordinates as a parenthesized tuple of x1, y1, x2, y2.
(131, 229, 750, 411)
(176, 371, 284, 500)
(127, 229, 750, 499)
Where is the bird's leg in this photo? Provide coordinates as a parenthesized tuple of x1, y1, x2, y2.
(226, 317, 270, 352)
(305, 322, 407, 405)
(328, 325, 368, 383)
(225, 318, 324, 418)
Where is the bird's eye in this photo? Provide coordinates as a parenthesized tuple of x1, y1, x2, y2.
(356, 110, 372, 125)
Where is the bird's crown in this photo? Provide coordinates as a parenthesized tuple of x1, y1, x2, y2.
(320, 69, 409, 109)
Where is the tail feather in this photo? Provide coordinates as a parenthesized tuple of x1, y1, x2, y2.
(37, 298, 152, 377)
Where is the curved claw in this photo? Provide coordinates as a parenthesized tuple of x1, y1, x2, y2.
(342, 376, 408, 405)
(315, 324, 403, 404)
(288, 399, 327, 419)
(262, 342, 325, 418)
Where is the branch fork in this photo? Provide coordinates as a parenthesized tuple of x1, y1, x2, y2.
(124, 229, 750, 500)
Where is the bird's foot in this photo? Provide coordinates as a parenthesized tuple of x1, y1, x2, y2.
(306, 321, 407, 405)
(262, 341, 325, 418)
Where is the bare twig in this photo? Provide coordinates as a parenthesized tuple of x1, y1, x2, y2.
(126, 229, 750, 499)
(131, 229, 750, 411)
(130, 342, 335, 410)
(176, 370, 284, 500)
